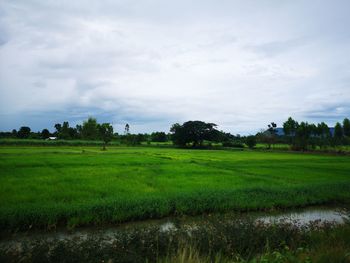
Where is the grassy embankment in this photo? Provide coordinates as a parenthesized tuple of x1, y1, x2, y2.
(0, 146, 350, 230)
(2, 216, 350, 262)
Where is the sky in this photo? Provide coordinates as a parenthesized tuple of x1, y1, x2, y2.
(0, 0, 350, 134)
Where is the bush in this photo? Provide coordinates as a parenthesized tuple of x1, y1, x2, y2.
(245, 136, 257, 149)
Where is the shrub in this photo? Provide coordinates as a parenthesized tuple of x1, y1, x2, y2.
(245, 136, 257, 149)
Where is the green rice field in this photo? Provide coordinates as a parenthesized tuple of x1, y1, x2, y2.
(0, 146, 350, 230)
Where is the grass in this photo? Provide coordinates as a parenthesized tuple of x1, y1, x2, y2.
(255, 143, 350, 153)
(158, 218, 350, 263)
(0, 146, 350, 230)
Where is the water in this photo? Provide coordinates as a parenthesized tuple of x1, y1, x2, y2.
(257, 207, 349, 225)
(1, 206, 349, 261)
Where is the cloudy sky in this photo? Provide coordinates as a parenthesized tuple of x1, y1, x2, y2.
(0, 0, 349, 134)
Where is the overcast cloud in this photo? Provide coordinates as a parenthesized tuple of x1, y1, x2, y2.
(0, 0, 349, 134)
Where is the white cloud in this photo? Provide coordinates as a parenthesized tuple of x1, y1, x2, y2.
(0, 0, 350, 134)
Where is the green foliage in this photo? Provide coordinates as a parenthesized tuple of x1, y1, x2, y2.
(280, 117, 350, 150)
(170, 121, 219, 147)
(0, 147, 350, 230)
(222, 141, 244, 148)
(82, 117, 99, 140)
(41, 129, 50, 139)
(245, 136, 256, 149)
(334, 122, 343, 139)
(98, 123, 114, 149)
(283, 117, 298, 137)
(151, 132, 168, 142)
(0, 139, 121, 146)
(121, 134, 146, 145)
(17, 126, 31, 139)
(343, 118, 350, 137)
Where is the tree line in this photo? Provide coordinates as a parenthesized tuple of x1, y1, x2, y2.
(0, 117, 170, 147)
(1, 117, 349, 151)
(256, 117, 350, 150)
(169, 118, 350, 150)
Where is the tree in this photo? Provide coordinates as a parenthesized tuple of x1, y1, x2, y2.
(264, 122, 277, 149)
(54, 123, 62, 136)
(245, 135, 256, 149)
(17, 126, 31, 139)
(308, 123, 318, 149)
(343, 118, 350, 137)
(11, 129, 17, 138)
(295, 122, 312, 151)
(60, 121, 71, 139)
(170, 121, 218, 147)
(76, 125, 82, 139)
(99, 123, 114, 150)
(170, 123, 186, 146)
(316, 122, 330, 148)
(334, 122, 343, 145)
(317, 122, 330, 137)
(41, 129, 50, 139)
(123, 134, 145, 146)
(124, 123, 130, 135)
(283, 117, 298, 145)
(68, 127, 77, 139)
(82, 117, 99, 140)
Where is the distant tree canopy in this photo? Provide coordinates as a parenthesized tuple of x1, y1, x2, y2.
(245, 135, 256, 149)
(2, 116, 350, 151)
(170, 121, 219, 147)
(344, 118, 350, 137)
(151, 132, 168, 142)
(82, 117, 99, 140)
(279, 117, 350, 150)
(17, 126, 31, 139)
(41, 129, 50, 139)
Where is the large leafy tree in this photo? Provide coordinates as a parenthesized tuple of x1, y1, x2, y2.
(170, 121, 218, 147)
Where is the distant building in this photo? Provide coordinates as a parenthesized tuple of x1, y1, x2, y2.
(46, 137, 57, 140)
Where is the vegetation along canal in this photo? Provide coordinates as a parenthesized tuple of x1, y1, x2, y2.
(1, 206, 349, 262)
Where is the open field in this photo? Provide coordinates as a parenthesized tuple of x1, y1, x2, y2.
(1, 146, 350, 230)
